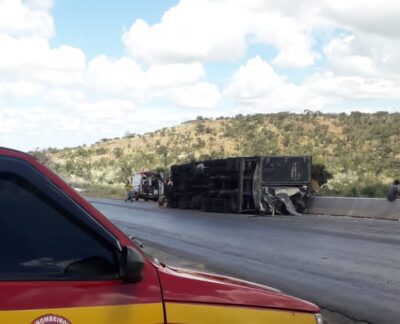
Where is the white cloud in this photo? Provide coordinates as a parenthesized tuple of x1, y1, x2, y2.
(0, 99, 135, 145)
(44, 88, 86, 106)
(225, 56, 282, 99)
(306, 72, 400, 100)
(122, 0, 248, 64)
(87, 55, 144, 96)
(324, 35, 375, 77)
(76, 99, 135, 122)
(0, 0, 54, 37)
(169, 82, 221, 109)
(225, 56, 330, 112)
(122, 0, 318, 68)
(324, 33, 400, 78)
(88, 55, 205, 93)
(249, 12, 319, 68)
(0, 80, 42, 97)
(323, 0, 400, 38)
(87, 55, 219, 107)
(145, 63, 204, 88)
(25, 0, 53, 11)
(121, 0, 400, 72)
(0, 35, 86, 86)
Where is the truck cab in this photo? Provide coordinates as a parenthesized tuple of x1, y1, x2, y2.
(0, 148, 322, 323)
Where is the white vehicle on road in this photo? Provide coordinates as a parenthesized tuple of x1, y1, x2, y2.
(131, 171, 163, 201)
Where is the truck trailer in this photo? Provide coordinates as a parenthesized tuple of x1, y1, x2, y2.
(169, 156, 312, 215)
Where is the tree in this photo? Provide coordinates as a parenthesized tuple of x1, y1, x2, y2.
(311, 163, 333, 185)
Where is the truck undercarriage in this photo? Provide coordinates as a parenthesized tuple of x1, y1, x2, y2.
(170, 156, 312, 215)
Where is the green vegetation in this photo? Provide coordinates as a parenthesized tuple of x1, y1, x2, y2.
(32, 111, 400, 198)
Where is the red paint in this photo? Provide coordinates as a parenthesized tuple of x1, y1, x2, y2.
(157, 266, 319, 313)
(0, 278, 161, 311)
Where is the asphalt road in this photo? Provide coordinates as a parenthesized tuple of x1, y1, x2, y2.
(89, 198, 400, 324)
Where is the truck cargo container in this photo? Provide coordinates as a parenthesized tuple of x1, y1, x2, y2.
(170, 156, 312, 215)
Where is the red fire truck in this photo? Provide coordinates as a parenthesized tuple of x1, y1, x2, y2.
(0, 147, 322, 324)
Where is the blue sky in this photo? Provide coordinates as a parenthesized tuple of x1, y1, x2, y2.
(1, 0, 400, 151)
(51, 0, 179, 60)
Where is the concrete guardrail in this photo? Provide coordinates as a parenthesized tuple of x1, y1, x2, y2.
(309, 196, 400, 220)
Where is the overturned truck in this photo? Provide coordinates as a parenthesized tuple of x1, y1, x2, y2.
(170, 156, 312, 215)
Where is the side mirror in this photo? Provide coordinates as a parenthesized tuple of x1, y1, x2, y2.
(129, 235, 144, 248)
(119, 246, 145, 283)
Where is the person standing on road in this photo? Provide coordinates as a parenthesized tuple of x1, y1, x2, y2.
(125, 179, 133, 202)
(142, 177, 149, 201)
(387, 179, 400, 201)
(165, 177, 174, 207)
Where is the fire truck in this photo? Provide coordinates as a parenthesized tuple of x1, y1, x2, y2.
(0, 147, 322, 323)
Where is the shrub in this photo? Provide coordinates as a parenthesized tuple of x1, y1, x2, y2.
(113, 147, 123, 158)
(312, 163, 333, 185)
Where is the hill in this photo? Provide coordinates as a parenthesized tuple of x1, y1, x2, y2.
(34, 111, 400, 198)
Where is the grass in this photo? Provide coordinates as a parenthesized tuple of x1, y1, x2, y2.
(81, 184, 125, 200)
(320, 183, 389, 198)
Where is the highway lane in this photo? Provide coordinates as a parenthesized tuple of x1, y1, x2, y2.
(89, 198, 400, 324)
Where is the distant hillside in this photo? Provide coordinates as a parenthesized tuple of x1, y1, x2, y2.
(34, 111, 400, 197)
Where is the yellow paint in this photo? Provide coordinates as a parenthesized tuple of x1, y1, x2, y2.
(0, 303, 164, 324)
(166, 303, 317, 324)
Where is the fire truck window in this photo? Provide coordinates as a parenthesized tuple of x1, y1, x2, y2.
(0, 173, 117, 280)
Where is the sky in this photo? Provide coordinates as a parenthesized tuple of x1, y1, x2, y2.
(1, 0, 400, 151)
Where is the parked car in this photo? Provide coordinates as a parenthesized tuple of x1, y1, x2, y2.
(0, 147, 322, 324)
